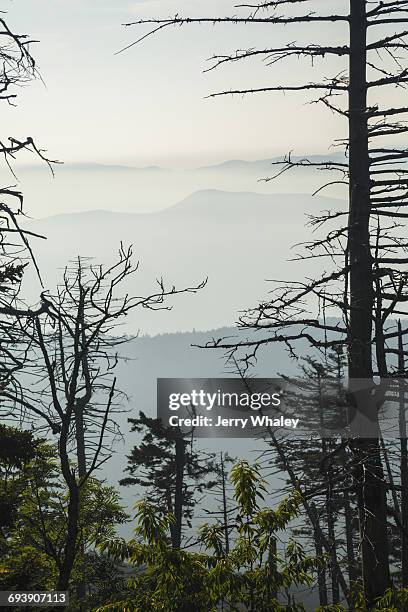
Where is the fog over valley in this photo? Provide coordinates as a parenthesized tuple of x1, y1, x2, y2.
(19, 159, 346, 334)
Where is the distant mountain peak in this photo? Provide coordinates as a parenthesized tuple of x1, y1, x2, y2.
(198, 152, 347, 172)
(28, 189, 345, 224)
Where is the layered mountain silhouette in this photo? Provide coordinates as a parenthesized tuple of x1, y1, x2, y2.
(8, 154, 348, 218)
(23, 189, 346, 334)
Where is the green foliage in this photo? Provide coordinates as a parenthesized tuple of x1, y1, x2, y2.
(0, 427, 48, 550)
(0, 431, 59, 590)
(230, 459, 266, 515)
(82, 551, 128, 611)
(133, 499, 175, 548)
(96, 460, 322, 612)
(4, 476, 128, 586)
(0, 426, 128, 598)
(316, 584, 408, 611)
(0, 545, 57, 591)
(0, 424, 37, 467)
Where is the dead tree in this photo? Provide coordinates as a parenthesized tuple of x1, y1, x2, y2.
(231, 361, 352, 605)
(121, 409, 218, 549)
(219, 451, 232, 555)
(0, 15, 56, 284)
(398, 321, 408, 586)
(200, 451, 236, 555)
(310, 502, 328, 608)
(0, 14, 57, 395)
(1, 246, 205, 590)
(125, 0, 408, 604)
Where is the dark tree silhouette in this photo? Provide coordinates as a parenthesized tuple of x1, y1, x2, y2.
(124, 1, 408, 602)
(0, 15, 56, 274)
(397, 322, 408, 585)
(1, 247, 205, 589)
(201, 451, 235, 556)
(0, 14, 57, 394)
(120, 411, 218, 549)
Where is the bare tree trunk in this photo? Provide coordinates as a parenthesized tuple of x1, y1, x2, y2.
(318, 373, 340, 603)
(267, 427, 350, 603)
(220, 452, 230, 554)
(235, 362, 350, 603)
(74, 304, 88, 605)
(399, 322, 408, 586)
(57, 419, 80, 591)
(311, 503, 328, 607)
(381, 436, 401, 520)
(75, 405, 87, 480)
(340, 443, 359, 588)
(75, 401, 87, 603)
(348, 0, 390, 603)
(343, 485, 358, 586)
(173, 434, 185, 548)
(326, 475, 340, 604)
(338, 358, 359, 589)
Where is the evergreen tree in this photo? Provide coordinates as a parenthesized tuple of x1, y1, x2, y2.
(120, 411, 218, 548)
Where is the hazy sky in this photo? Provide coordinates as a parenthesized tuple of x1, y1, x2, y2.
(6, 0, 348, 167)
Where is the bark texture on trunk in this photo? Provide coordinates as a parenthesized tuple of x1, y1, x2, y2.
(75, 402, 87, 603)
(311, 502, 328, 607)
(348, 0, 390, 602)
(173, 434, 185, 548)
(57, 419, 80, 592)
(318, 374, 340, 604)
(220, 452, 230, 554)
(343, 485, 358, 586)
(398, 322, 408, 586)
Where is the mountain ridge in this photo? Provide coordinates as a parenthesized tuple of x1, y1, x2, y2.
(10, 152, 347, 175)
(27, 189, 346, 223)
